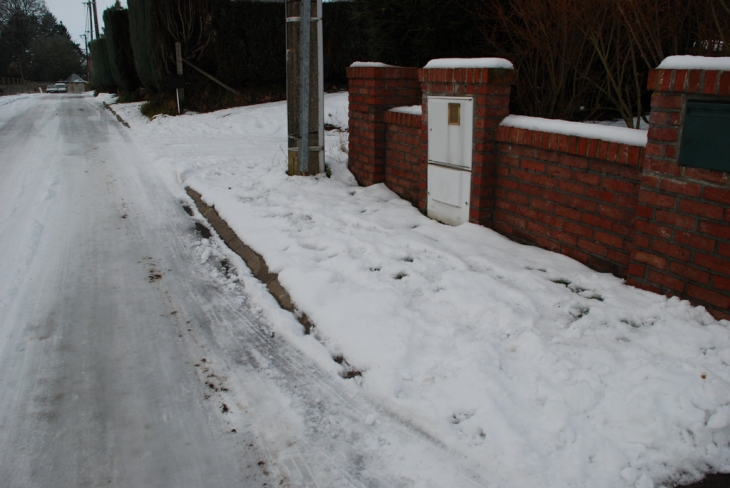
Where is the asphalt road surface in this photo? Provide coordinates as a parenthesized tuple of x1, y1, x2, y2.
(11, 93, 727, 488)
(0, 94, 277, 487)
(0, 95, 495, 488)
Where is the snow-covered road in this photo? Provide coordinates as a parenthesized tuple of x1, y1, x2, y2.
(4, 91, 730, 488)
(0, 95, 489, 487)
(0, 94, 275, 486)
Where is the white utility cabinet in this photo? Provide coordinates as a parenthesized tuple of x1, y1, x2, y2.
(427, 96, 474, 225)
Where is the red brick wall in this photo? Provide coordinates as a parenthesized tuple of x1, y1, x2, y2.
(384, 110, 425, 210)
(420, 67, 515, 227)
(346, 65, 422, 186)
(347, 59, 730, 320)
(495, 127, 644, 276)
(627, 68, 730, 320)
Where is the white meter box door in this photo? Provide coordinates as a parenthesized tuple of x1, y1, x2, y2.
(427, 165, 471, 225)
(427, 96, 474, 225)
(428, 97, 474, 169)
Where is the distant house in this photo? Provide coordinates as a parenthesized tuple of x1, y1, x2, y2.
(64, 74, 88, 94)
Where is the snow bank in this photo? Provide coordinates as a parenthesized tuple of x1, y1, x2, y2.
(502, 114, 648, 147)
(0, 94, 22, 108)
(350, 61, 398, 68)
(106, 91, 730, 488)
(389, 105, 422, 116)
(424, 58, 514, 70)
(658, 55, 730, 71)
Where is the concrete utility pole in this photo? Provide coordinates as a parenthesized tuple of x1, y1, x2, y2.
(85, 2, 93, 41)
(92, 0, 100, 39)
(285, 0, 324, 176)
(81, 33, 89, 81)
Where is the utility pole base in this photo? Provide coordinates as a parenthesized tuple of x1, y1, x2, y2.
(285, 0, 324, 176)
(287, 148, 321, 176)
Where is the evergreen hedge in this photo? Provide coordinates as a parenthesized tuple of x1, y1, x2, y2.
(350, 0, 486, 68)
(89, 38, 116, 91)
(128, 0, 166, 91)
(209, 0, 364, 87)
(210, 0, 286, 87)
(103, 6, 140, 92)
(322, 1, 367, 84)
(125, 0, 362, 95)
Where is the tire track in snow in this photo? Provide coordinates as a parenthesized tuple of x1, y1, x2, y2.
(173, 200, 497, 487)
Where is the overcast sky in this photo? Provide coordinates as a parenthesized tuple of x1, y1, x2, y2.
(44, 0, 122, 48)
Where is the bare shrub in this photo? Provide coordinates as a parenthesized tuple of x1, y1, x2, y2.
(156, 0, 211, 71)
(462, 0, 730, 126)
(463, 0, 598, 120)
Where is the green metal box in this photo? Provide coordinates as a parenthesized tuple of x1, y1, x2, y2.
(679, 100, 730, 172)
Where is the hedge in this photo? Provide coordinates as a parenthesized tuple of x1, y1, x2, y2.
(210, 0, 286, 87)
(89, 38, 116, 91)
(124, 0, 364, 95)
(350, 0, 485, 68)
(128, 0, 166, 91)
(103, 6, 140, 92)
(322, 0, 367, 84)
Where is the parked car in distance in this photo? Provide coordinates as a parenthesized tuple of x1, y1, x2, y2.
(47, 83, 67, 93)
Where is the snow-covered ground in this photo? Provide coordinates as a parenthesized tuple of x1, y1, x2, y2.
(0, 93, 277, 487)
(107, 92, 730, 488)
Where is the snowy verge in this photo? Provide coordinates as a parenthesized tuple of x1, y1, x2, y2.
(658, 55, 730, 71)
(501, 114, 648, 147)
(0, 94, 38, 123)
(100, 91, 730, 488)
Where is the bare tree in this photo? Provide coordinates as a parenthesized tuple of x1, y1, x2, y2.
(614, 0, 695, 69)
(0, 0, 48, 78)
(574, 0, 646, 127)
(461, 0, 729, 127)
(462, 0, 599, 120)
(0, 0, 46, 24)
(156, 0, 211, 68)
(596, 0, 727, 127)
(695, 0, 730, 54)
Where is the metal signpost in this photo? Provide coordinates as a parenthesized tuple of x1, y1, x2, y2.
(175, 42, 185, 104)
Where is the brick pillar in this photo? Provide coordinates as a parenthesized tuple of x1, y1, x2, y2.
(420, 64, 516, 227)
(346, 65, 422, 186)
(627, 62, 730, 320)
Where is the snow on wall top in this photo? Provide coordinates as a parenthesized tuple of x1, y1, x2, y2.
(389, 105, 422, 116)
(501, 115, 648, 147)
(350, 61, 398, 68)
(423, 58, 514, 70)
(657, 55, 730, 71)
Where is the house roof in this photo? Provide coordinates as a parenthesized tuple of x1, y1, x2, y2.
(65, 73, 87, 83)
